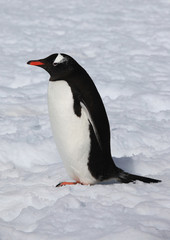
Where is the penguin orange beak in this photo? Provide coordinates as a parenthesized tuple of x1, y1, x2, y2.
(27, 60, 45, 66)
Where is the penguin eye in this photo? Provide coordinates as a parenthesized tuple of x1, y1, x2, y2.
(53, 62, 58, 66)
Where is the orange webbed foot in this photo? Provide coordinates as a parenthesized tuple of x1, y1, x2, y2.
(56, 181, 81, 187)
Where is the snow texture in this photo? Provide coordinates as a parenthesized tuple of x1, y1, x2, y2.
(0, 0, 170, 239)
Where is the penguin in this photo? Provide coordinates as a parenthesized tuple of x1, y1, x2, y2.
(27, 53, 161, 187)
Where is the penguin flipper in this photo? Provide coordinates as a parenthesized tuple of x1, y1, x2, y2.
(80, 101, 102, 149)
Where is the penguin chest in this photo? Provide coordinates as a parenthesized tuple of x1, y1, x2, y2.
(48, 80, 96, 184)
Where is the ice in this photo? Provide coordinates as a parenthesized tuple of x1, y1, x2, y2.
(0, 0, 170, 239)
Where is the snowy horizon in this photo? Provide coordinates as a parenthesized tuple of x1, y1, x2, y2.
(0, 0, 170, 239)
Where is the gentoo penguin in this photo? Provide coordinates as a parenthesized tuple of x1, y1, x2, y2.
(27, 53, 161, 187)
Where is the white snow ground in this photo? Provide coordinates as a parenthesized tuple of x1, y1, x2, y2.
(0, 0, 170, 239)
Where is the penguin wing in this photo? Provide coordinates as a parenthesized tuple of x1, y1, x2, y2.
(79, 88, 111, 159)
(70, 75, 111, 159)
(80, 102, 102, 148)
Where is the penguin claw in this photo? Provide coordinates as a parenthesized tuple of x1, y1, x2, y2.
(56, 181, 81, 187)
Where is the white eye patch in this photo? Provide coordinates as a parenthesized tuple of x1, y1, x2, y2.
(53, 54, 65, 65)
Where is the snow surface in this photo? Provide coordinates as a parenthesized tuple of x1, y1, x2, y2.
(0, 0, 170, 239)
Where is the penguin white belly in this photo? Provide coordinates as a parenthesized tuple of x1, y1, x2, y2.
(48, 80, 96, 184)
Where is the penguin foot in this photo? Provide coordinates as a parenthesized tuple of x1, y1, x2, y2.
(56, 181, 81, 187)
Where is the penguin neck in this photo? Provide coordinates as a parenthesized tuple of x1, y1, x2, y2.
(49, 73, 71, 82)
(49, 76, 60, 82)
(49, 65, 89, 83)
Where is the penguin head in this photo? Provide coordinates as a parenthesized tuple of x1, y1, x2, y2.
(27, 53, 77, 81)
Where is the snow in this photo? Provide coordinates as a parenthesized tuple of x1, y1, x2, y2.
(0, 0, 170, 239)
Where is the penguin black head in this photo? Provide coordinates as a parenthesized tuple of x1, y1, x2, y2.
(27, 53, 78, 81)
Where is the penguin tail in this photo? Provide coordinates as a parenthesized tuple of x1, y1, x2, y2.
(116, 169, 161, 184)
